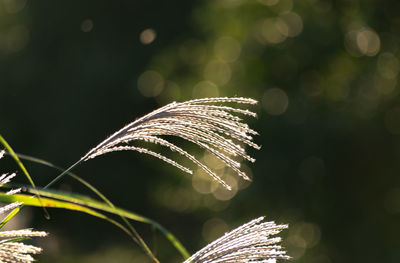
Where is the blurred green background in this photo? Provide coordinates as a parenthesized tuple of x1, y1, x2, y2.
(1, 0, 400, 262)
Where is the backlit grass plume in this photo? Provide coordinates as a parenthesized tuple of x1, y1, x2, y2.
(183, 217, 289, 263)
(81, 97, 260, 190)
(0, 150, 47, 263)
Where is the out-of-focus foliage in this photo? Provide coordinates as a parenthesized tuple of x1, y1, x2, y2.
(1, 0, 400, 262)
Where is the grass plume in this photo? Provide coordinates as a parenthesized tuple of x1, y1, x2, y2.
(82, 97, 260, 190)
(0, 150, 47, 263)
(184, 217, 289, 263)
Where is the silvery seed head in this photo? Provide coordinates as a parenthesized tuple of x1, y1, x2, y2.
(184, 217, 289, 263)
(82, 97, 260, 190)
(0, 150, 48, 263)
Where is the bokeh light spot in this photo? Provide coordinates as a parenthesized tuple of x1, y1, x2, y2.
(5, 25, 29, 53)
(256, 18, 287, 44)
(203, 152, 226, 170)
(287, 235, 306, 259)
(137, 70, 164, 97)
(214, 36, 241, 63)
(275, 18, 289, 37)
(203, 195, 230, 212)
(377, 52, 400, 80)
(287, 222, 321, 259)
(203, 60, 232, 86)
(262, 88, 289, 115)
(192, 81, 219, 98)
(356, 29, 380, 56)
(345, 27, 381, 57)
(3, 0, 27, 13)
(345, 30, 363, 57)
(202, 218, 228, 242)
(297, 222, 321, 248)
(237, 164, 253, 190)
(279, 12, 303, 37)
(154, 185, 202, 213)
(139, 28, 157, 45)
(81, 19, 94, 33)
(212, 173, 238, 200)
(192, 169, 218, 194)
(156, 81, 181, 105)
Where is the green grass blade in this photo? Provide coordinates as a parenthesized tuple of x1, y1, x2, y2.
(0, 135, 50, 219)
(0, 191, 161, 263)
(0, 237, 30, 244)
(20, 186, 190, 259)
(0, 138, 160, 262)
(15, 153, 112, 205)
(0, 192, 111, 218)
(0, 135, 35, 187)
(14, 154, 137, 230)
(0, 146, 189, 259)
(12, 153, 160, 261)
(43, 159, 82, 189)
(12, 152, 190, 259)
(0, 193, 138, 245)
(0, 207, 20, 229)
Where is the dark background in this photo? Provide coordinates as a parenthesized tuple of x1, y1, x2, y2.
(1, 0, 400, 262)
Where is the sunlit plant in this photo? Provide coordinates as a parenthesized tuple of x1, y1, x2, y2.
(0, 150, 47, 263)
(0, 97, 289, 263)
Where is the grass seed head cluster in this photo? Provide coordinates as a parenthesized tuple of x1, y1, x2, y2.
(0, 97, 289, 263)
(0, 150, 47, 263)
(184, 217, 289, 263)
(83, 97, 260, 190)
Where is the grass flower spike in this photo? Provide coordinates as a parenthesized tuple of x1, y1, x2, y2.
(184, 217, 289, 263)
(0, 150, 47, 263)
(82, 97, 260, 190)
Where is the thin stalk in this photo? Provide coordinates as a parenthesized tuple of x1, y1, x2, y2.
(0, 136, 161, 262)
(42, 159, 82, 189)
(12, 154, 162, 263)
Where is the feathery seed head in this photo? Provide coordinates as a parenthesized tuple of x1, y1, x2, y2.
(82, 97, 260, 190)
(0, 153, 48, 263)
(0, 242, 42, 263)
(0, 229, 48, 238)
(183, 217, 289, 263)
(0, 202, 22, 215)
(0, 173, 16, 186)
